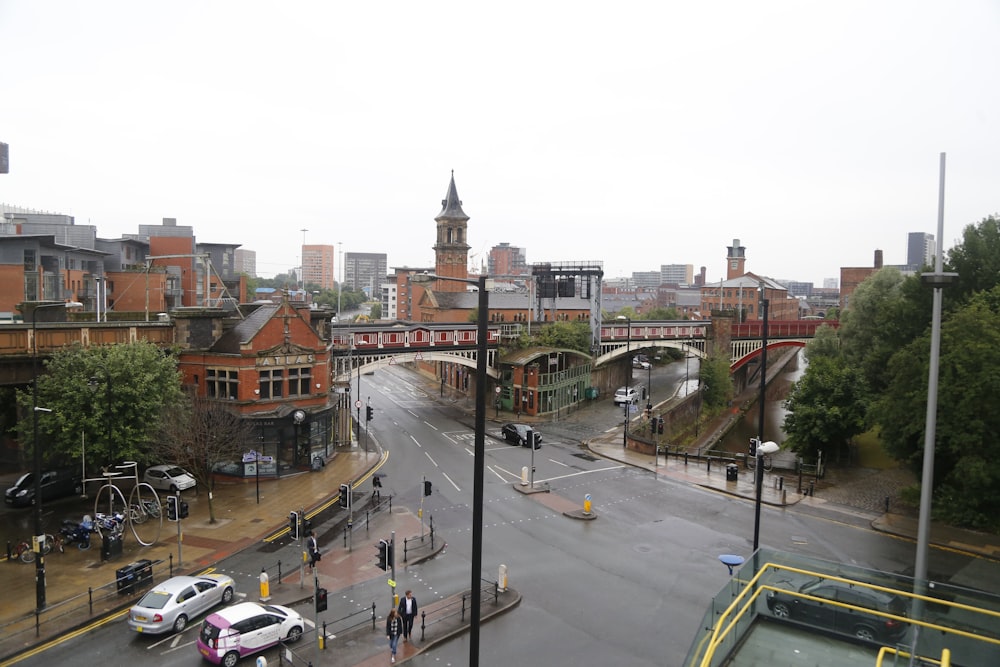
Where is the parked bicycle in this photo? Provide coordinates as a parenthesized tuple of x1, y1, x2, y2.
(11, 533, 58, 563)
(60, 516, 95, 550)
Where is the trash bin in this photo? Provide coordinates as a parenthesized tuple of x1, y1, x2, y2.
(311, 455, 324, 472)
(726, 463, 739, 482)
(134, 559, 153, 589)
(102, 534, 122, 562)
(116, 562, 136, 595)
(585, 387, 599, 400)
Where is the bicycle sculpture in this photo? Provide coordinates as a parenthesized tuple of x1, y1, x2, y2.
(91, 461, 162, 547)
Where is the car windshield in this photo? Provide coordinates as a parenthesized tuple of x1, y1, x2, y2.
(164, 467, 186, 477)
(13, 473, 32, 487)
(137, 590, 172, 609)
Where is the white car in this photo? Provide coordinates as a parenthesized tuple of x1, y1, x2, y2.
(197, 602, 303, 666)
(128, 573, 235, 634)
(144, 465, 197, 493)
(632, 357, 651, 370)
(613, 387, 639, 405)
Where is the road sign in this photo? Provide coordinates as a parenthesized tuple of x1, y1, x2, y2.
(355, 400, 363, 409)
(387, 578, 396, 588)
(495, 386, 501, 394)
(585, 494, 592, 501)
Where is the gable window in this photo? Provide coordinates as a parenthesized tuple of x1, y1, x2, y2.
(259, 369, 283, 399)
(207, 368, 239, 400)
(287, 366, 312, 396)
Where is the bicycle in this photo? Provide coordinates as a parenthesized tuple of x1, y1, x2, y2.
(11, 534, 58, 563)
(92, 461, 162, 547)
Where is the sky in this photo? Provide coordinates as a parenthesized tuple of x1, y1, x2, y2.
(2, 1, 998, 285)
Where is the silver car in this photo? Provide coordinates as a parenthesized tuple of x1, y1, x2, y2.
(143, 465, 197, 493)
(128, 573, 235, 634)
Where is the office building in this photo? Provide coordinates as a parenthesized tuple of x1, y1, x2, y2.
(344, 252, 387, 296)
(302, 244, 335, 290)
(907, 232, 936, 270)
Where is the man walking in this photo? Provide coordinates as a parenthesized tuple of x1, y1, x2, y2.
(398, 589, 418, 641)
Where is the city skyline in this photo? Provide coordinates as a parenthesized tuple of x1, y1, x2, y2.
(2, 2, 997, 285)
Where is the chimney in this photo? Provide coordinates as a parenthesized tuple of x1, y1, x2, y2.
(874, 249, 883, 269)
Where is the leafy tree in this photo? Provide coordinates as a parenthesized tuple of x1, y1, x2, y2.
(874, 287, 1000, 529)
(155, 394, 253, 523)
(533, 321, 593, 354)
(782, 355, 866, 461)
(369, 302, 382, 320)
(698, 351, 733, 409)
(803, 323, 841, 362)
(642, 306, 682, 320)
(947, 215, 1000, 301)
(15, 342, 185, 472)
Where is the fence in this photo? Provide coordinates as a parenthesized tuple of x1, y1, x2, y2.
(416, 579, 503, 642)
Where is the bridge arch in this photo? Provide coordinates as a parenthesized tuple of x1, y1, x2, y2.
(729, 340, 807, 371)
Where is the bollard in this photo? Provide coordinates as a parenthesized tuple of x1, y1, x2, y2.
(706, 458, 711, 473)
(884, 495, 890, 513)
(319, 621, 326, 650)
(498, 564, 508, 592)
(583, 493, 592, 515)
(781, 489, 786, 505)
(259, 567, 271, 601)
(521, 466, 529, 486)
(778, 476, 784, 490)
(684, 452, 688, 466)
(809, 480, 815, 497)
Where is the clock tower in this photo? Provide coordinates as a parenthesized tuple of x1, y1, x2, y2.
(726, 238, 746, 279)
(433, 171, 471, 292)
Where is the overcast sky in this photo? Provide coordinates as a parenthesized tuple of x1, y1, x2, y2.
(2, 1, 998, 285)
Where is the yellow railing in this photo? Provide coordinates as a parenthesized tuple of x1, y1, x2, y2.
(694, 562, 1000, 667)
(876, 646, 951, 666)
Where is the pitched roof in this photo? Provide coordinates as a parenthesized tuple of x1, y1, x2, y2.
(210, 303, 279, 353)
(436, 171, 469, 221)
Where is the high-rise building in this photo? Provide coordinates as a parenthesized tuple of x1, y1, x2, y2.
(235, 248, 257, 278)
(660, 264, 694, 286)
(489, 243, 528, 276)
(631, 271, 661, 288)
(344, 252, 388, 296)
(907, 232, 936, 270)
(302, 244, 335, 290)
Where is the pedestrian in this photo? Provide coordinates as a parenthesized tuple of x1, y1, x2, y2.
(398, 589, 418, 641)
(386, 608, 402, 663)
(306, 530, 320, 573)
(373, 475, 382, 502)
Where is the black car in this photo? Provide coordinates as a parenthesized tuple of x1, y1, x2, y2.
(500, 423, 541, 448)
(765, 578, 909, 644)
(5, 469, 83, 507)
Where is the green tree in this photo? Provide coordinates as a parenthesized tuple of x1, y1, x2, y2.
(369, 302, 382, 320)
(533, 321, 592, 354)
(874, 287, 1000, 529)
(782, 355, 866, 462)
(947, 215, 1000, 301)
(698, 351, 734, 409)
(803, 323, 842, 361)
(156, 394, 252, 523)
(15, 342, 185, 471)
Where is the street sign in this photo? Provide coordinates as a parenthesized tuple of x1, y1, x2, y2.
(387, 578, 396, 588)
(355, 400, 363, 409)
(495, 386, 501, 394)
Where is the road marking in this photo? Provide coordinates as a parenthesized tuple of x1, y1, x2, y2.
(442, 471, 461, 491)
(424, 421, 439, 430)
(487, 465, 508, 482)
(424, 451, 438, 467)
(491, 464, 520, 481)
(533, 465, 625, 484)
(549, 459, 570, 467)
(410, 434, 422, 448)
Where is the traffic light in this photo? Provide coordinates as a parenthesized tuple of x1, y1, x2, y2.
(289, 511, 299, 540)
(748, 437, 760, 456)
(179, 500, 190, 519)
(166, 495, 178, 521)
(423, 480, 432, 497)
(339, 483, 350, 509)
(366, 405, 374, 421)
(316, 587, 328, 613)
(656, 417, 664, 434)
(376, 539, 390, 571)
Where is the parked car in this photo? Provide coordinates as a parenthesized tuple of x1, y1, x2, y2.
(765, 578, 909, 643)
(197, 602, 303, 666)
(4, 469, 82, 507)
(144, 465, 197, 493)
(128, 573, 236, 634)
(613, 386, 639, 405)
(501, 423, 541, 448)
(632, 357, 651, 370)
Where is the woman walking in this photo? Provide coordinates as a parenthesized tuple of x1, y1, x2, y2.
(386, 608, 403, 663)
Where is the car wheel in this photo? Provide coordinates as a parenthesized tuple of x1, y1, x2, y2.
(771, 601, 791, 619)
(222, 651, 240, 667)
(853, 625, 877, 642)
(173, 614, 188, 633)
(221, 587, 234, 604)
(287, 626, 303, 642)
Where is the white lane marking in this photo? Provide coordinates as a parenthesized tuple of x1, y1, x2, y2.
(486, 465, 508, 482)
(410, 434, 422, 448)
(424, 452, 438, 467)
(491, 464, 520, 482)
(549, 459, 570, 467)
(534, 465, 625, 484)
(424, 422, 439, 430)
(442, 471, 461, 491)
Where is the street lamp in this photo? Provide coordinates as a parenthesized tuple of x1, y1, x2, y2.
(411, 271, 490, 667)
(31, 300, 82, 612)
(751, 439, 780, 552)
(616, 315, 631, 448)
(752, 284, 770, 552)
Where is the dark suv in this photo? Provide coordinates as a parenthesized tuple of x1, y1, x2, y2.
(500, 423, 541, 448)
(766, 578, 909, 643)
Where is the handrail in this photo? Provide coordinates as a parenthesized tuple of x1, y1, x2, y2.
(876, 646, 951, 666)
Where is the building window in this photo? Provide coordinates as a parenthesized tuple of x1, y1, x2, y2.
(288, 366, 312, 396)
(259, 369, 283, 399)
(207, 368, 239, 400)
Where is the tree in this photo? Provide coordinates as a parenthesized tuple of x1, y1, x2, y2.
(698, 351, 733, 410)
(803, 323, 841, 362)
(874, 287, 1000, 529)
(155, 394, 254, 523)
(369, 302, 382, 320)
(532, 321, 592, 354)
(947, 215, 1000, 301)
(782, 355, 866, 462)
(15, 342, 185, 471)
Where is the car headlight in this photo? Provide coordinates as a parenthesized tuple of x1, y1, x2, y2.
(16, 489, 28, 497)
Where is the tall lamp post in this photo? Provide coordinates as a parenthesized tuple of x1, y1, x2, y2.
(411, 272, 490, 667)
(616, 315, 631, 448)
(752, 286, 770, 552)
(31, 300, 82, 612)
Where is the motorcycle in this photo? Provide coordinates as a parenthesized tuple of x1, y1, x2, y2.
(60, 515, 95, 550)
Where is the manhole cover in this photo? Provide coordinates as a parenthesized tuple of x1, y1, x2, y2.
(634, 544, 653, 554)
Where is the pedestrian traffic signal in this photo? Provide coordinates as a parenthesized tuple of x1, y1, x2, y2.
(366, 405, 374, 421)
(289, 511, 299, 540)
(166, 495, 178, 521)
(748, 437, 760, 456)
(178, 499, 190, 519)
(376, 539, 391, 571)
(339, 483, 350, 509)
(423, 479, 432, 497)
(316, 587, 328, 613)
(656, 417, 664, 434)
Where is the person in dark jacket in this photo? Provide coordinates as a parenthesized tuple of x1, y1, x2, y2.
(386, 608, 402, 663)
(398, 589, 418, 641)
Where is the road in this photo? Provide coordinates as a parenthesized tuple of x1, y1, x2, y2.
(9, 359, 1000, 666)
